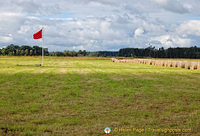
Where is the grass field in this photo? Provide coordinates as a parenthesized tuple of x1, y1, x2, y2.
(0, 56, 200, 136)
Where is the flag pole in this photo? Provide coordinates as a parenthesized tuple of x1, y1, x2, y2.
(42, 27, 44, 66)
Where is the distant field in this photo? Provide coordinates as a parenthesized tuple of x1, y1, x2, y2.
(0, 56, 200, 136)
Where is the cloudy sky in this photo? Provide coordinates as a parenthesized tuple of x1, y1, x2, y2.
(0, 0, 200, 51)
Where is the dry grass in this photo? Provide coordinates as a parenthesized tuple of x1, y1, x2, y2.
(0, 56, 200, 136)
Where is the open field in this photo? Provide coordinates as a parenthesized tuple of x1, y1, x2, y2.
(0, 56, 200, 136)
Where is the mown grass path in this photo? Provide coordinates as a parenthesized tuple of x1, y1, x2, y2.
(0, 57, 200, 136)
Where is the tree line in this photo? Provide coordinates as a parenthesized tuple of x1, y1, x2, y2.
(0, 44, 49, 56)
(50, 50, 87, 56)
(0, 44, 116, 57)
(0, 44, 87, 57)
(1, 44, 200, 58)
(119, 46, 200, 58)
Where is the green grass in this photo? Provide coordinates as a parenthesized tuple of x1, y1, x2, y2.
(0, 56, 200, 136)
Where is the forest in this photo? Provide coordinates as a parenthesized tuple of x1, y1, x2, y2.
(1, 44, 200, 58)
(119, 46, 200, 58)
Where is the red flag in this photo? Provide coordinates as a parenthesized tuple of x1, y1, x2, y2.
(33, 29, 42, 39)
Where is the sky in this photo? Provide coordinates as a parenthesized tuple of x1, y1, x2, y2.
(0, 0, 200, 51)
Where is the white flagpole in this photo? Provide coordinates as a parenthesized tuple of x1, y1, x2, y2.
(42, 27, 44, 66)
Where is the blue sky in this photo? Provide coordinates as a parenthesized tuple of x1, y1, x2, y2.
(0, 0, 200, 51)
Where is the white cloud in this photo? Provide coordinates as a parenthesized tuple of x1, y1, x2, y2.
(0, 36, 13, 43)
(134, 28, 144, 37)
(177, 20, 200, 36)
(152, 0, 188, 14)
(0, 0, 200, 51)
(151, 35, 191, 47)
